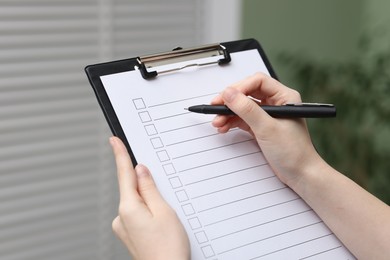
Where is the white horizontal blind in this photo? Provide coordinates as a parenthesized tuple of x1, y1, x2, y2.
(111, 0, 202, 58)
(0, 1, 203, 259)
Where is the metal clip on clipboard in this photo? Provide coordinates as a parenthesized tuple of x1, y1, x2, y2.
(137, 43, 231, 79)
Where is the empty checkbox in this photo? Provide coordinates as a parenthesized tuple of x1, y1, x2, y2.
(181, 203, 195, 216)
(175, 190, 189, 202)
(169, 177, 182, 188)
(132, 98, 146, 110)
(156, 150, 170, 162)
(195, 231, 208, 244)
(163, 163, 176, 175)
(144, 124, 158, 136)
(138, 111, 152, 123)
(201, 245, 215, 258)
(150, 137, 163, 149)
(188, 217, 202, 230)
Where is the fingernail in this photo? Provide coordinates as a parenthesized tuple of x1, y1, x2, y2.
(222, 87, 238, 103)
(135, 164, 150, 178)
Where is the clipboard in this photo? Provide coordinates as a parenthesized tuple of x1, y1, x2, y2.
(85, 39, 354, 259)
(85, 39, 277, 165)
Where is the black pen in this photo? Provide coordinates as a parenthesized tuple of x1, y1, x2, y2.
(186, 103, 336, 118)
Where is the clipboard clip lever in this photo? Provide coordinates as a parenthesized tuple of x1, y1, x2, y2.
(137, 43, 231, 79)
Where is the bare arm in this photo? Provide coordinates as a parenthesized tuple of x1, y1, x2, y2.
(293, 157, 390, 260)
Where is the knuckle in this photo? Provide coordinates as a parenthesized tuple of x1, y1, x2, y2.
(138, 177, 153, 189)
(112, 217, 121, 233)
(118, 203, 133, 218)
(240, 100, 257, 115)
(290, 89, 302, 102)
(137, 180, 155, 195)
(159, 205, 178, 219)
(255, 119, 278, 140)
(254, 72, 266, 80)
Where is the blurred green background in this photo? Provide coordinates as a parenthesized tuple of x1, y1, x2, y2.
(242, 0, 390, 203)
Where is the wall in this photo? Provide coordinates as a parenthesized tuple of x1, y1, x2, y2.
(0, 1, 210, 259)
(241, 0, 365, 84)
(241, 0, 390, 203)
(362, 0, 390, 51)
(202, 0, 242, 43)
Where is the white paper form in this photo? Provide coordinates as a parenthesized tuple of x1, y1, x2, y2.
(101, 49, 355, 260)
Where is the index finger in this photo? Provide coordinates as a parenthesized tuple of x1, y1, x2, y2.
(212, 72, 301, 106)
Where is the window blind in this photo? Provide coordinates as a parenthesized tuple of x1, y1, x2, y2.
(0, 1, 203, 259)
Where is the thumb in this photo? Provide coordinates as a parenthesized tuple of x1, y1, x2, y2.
(222, 87, 272, 130)
(135, 164, 166, 212)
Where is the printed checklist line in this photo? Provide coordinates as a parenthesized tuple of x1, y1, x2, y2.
(197, 186, 288, 213)
(190, 176, 277, 199)
(159, 121, 211, 134)
(153, 111, 191, 121)
(147, 92, 218, 108)
(184, 164, 267, 186)
(165, 132, 222, 147)
(298, 245, 343, 260)
(248, 233, 334, 259)
(178, 151, 262, 173)
(164, 128, 240, 147)
(218, 221, 326, 255)
(210, 209, 314, 241)
(172, 139, 255, 160)
(203, 197, 301, 227)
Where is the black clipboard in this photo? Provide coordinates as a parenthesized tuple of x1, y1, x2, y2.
(85, 38, 277, 165)
(84, 38, 354, 259)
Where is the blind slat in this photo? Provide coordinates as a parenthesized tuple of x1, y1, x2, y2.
(0, 46, 98, 62)
(0, 1, 203, 259)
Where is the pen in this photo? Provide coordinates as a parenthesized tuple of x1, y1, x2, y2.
(186, 103, 336, 118)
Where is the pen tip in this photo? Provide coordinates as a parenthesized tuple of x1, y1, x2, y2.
(184, 108, 188, 111)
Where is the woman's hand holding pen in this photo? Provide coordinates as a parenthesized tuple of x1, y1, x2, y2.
(211, 72, 390, 260)
(211, 72, 322, 189)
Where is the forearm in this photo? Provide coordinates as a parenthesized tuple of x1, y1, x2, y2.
(291, 157, 390, 260)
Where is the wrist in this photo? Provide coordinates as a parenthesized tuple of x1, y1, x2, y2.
(286, 151, 330, 197)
